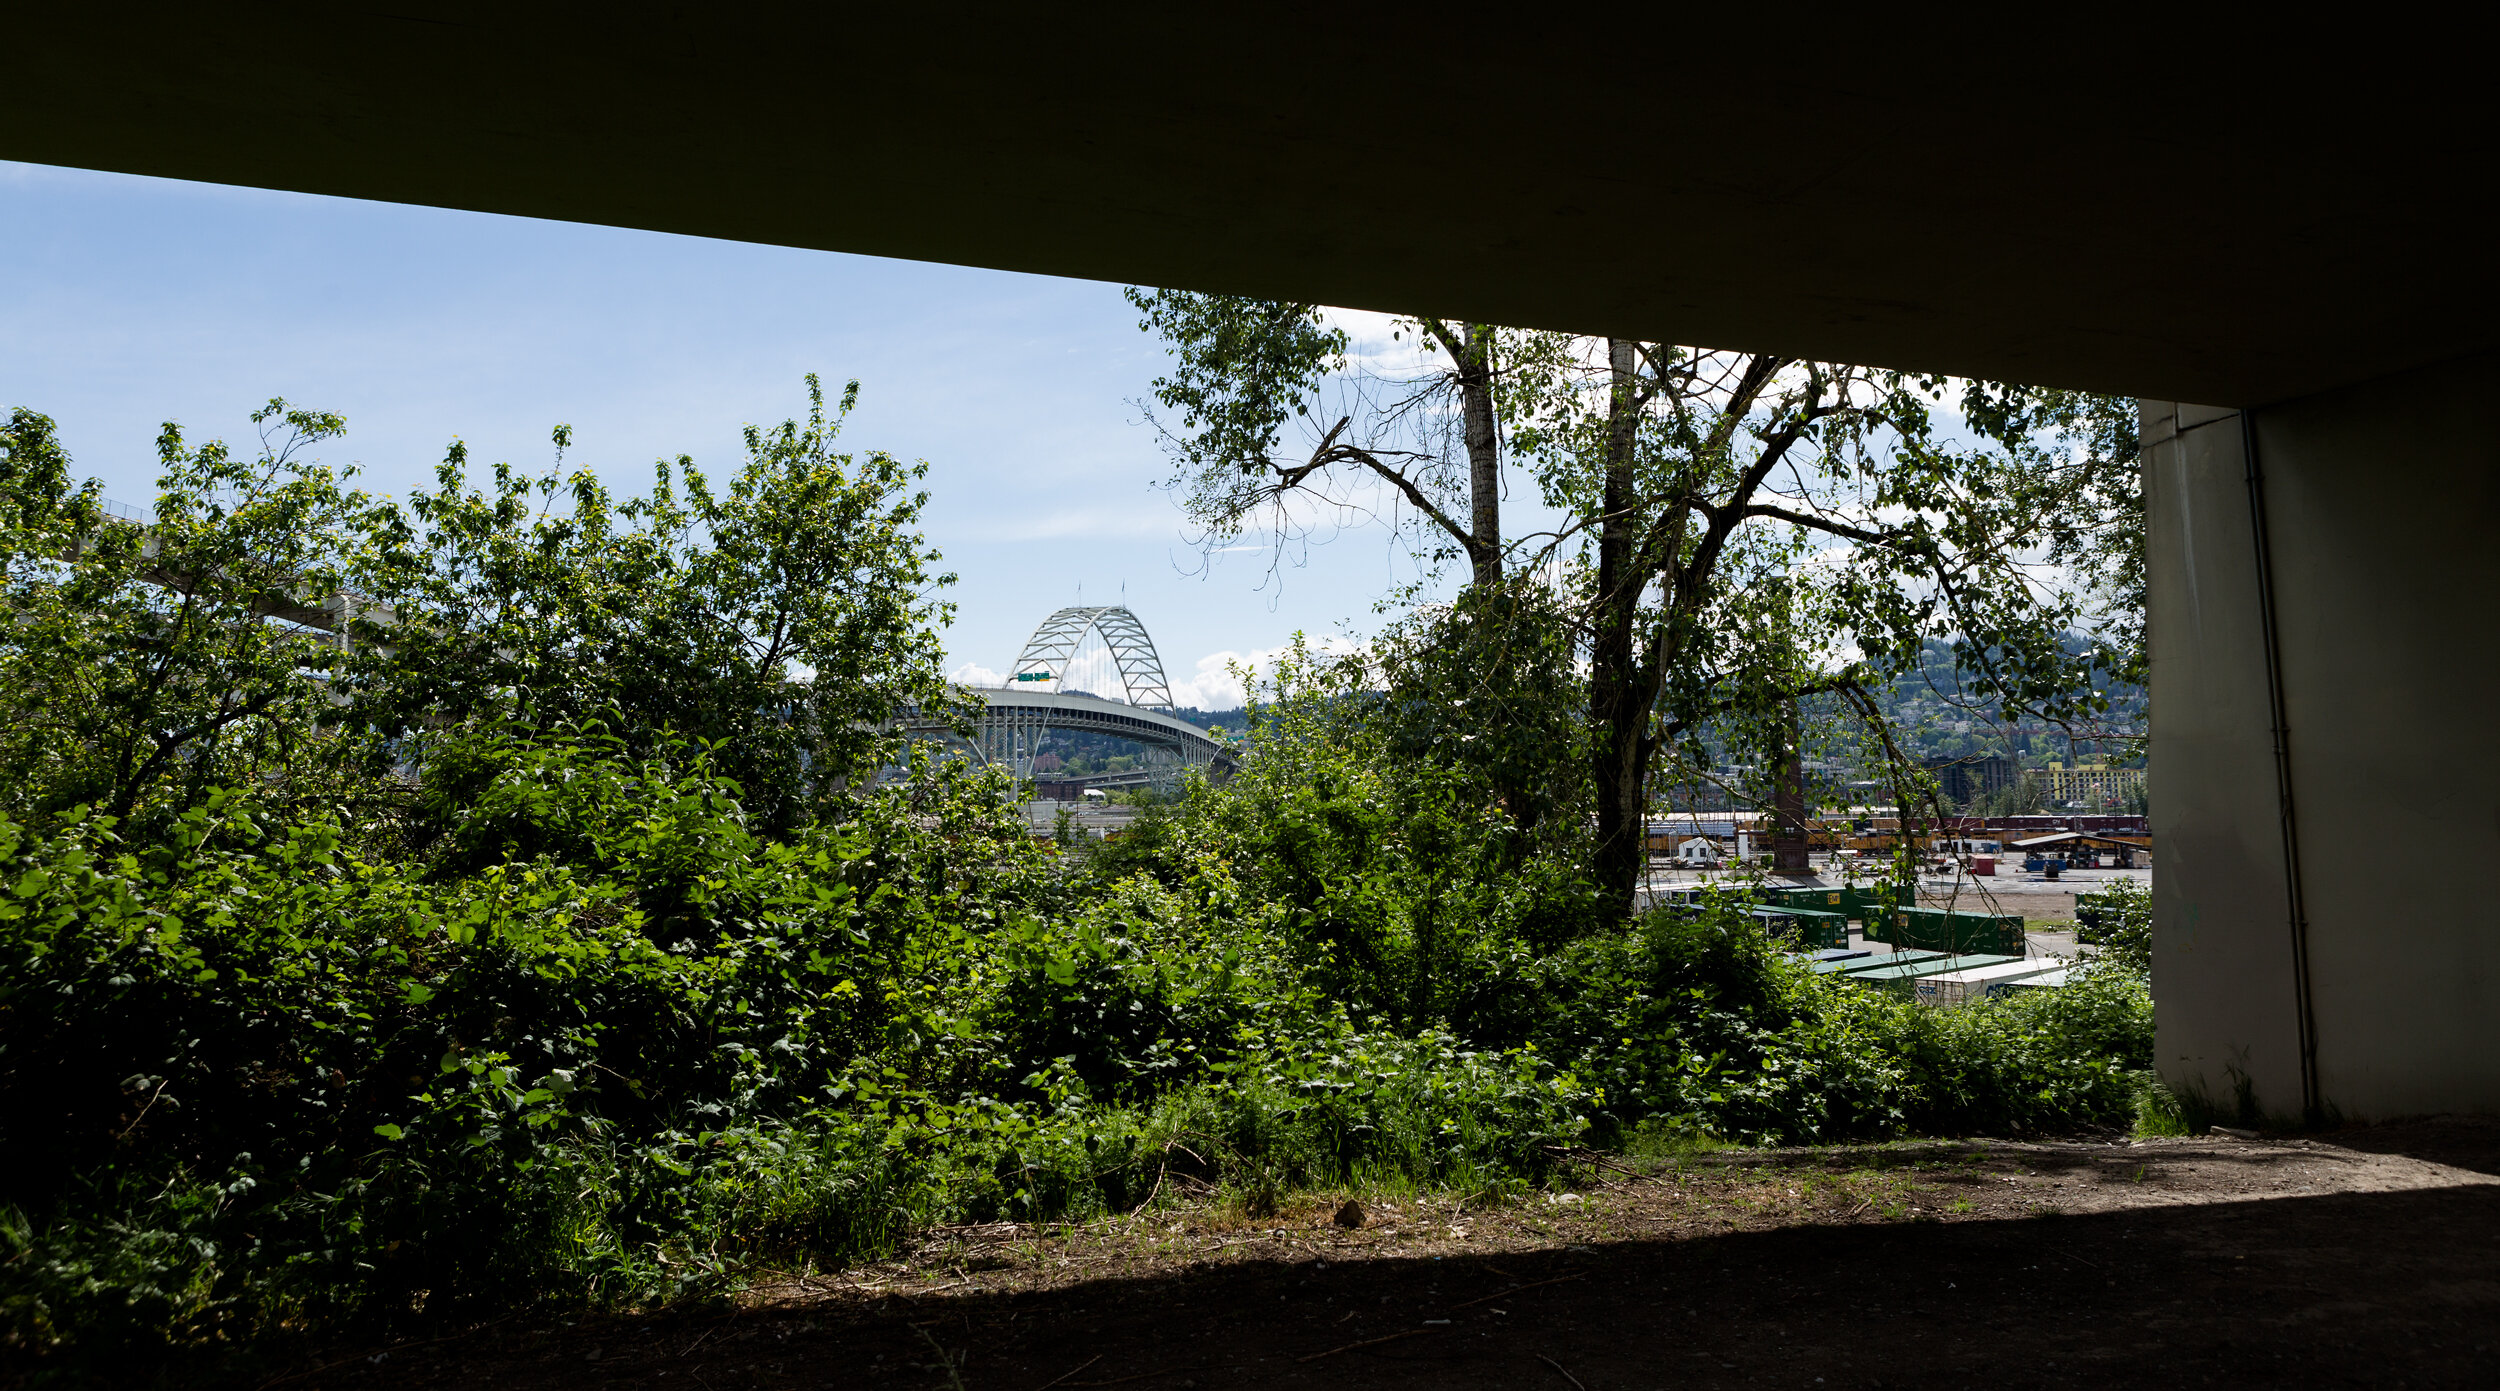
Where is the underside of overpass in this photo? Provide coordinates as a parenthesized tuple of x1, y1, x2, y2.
(7, 11, 2492, 1121)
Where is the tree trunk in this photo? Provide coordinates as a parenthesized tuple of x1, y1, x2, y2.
(1457, 324, 1503, 587)
(1587, 338, 1650, 923)
(1773, 701, 1811, 870)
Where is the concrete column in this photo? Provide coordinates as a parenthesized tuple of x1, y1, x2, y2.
(2146, 350, 2500, 1123)
(2143, 401, 2307, 1120)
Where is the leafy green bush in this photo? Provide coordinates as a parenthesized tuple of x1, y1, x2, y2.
(2078, 876, 2153, 973)
(0, 392, 2158, 1372)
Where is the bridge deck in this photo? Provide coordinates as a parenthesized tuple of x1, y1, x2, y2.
(906, 686, 1239, 779)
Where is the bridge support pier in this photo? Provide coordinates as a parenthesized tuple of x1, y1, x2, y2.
(2144, 348, 2500, 1124)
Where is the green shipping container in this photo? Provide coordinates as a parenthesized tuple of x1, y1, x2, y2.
(1745, 906, 1802, 943)
(1766, 885, 1853, 916)
(1783, 907, 1850, 950)
(1839, 883, 1914, 925)
(1882, 907, 2026, 955)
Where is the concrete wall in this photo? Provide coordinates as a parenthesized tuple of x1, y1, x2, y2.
(2146, 352, 2500, 1122)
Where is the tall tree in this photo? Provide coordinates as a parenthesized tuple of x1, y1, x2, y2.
(0, 379, 960, 841)
(1959, 385, 2146, 688)
(346, 375, 960, 834)
(1133, 297, 2137, 919)
(1502, 338, 2114, 916)
(1125, 290, 1507, 586)
(0, 401, 364, 829)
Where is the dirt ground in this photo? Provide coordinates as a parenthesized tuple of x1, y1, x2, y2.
(1914, 873, 2147, 928)
(267, 1118, 2500, 1390)
(1921, 888, 2081, 923)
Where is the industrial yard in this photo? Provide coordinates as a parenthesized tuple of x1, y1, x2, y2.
(1637, 852, 2151, 990)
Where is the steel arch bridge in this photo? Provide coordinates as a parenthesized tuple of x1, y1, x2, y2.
(903, 606, 1237, 794)
(1009, 605, 1173, 708)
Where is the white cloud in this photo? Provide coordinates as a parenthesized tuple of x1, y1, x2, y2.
(1167, 653, 1249, 710)
(1325, 308, 1443, 378)
(1167, 635, 1362, 710)
(958, 636, 1354, 710)
(959, 650, 1259, 707)
(947, 505, 1183, 543)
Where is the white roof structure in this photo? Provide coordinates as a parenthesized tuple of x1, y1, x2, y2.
(2009, 830, 2147, 850)
(1916, 957, 2067, 1006)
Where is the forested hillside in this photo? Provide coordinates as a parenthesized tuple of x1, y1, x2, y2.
(1863, 637, 2146, 768)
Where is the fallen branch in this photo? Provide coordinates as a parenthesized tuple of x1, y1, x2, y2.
(1035, 1353, 1101, 1390)
(1297, 1328, 1434, 1363)
(1069, 1361, 1223, 1386)
(1451, 1272, 1586, 1311)
(925, 1221, 1031, 1239)
(1539, 1353, 1589, 1390)
(1541, 1145, 1649, 1181)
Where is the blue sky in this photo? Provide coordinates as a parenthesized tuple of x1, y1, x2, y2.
(1, 161, 1454, 708)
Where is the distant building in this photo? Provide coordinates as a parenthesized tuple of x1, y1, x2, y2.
(1923, 754, 2016, 804)
(1938, 813, 2147, 836)
(2041, 761, 2146, 805)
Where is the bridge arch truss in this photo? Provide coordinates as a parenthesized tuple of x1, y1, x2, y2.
(900, 606, 1235, 795)
(1012, 606, 1173, 709)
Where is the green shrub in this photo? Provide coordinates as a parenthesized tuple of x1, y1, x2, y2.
(0, 397, 2162, 1371)
(2079, 877, 2153, 973)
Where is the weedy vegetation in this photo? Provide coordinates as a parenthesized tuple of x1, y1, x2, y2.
(0, 385, 2157, 1378)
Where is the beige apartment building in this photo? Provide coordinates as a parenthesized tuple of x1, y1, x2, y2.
(2041, 762, 2146, 805)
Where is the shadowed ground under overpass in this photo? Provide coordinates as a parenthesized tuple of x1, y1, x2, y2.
(284, 1121, 2500, 1389)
